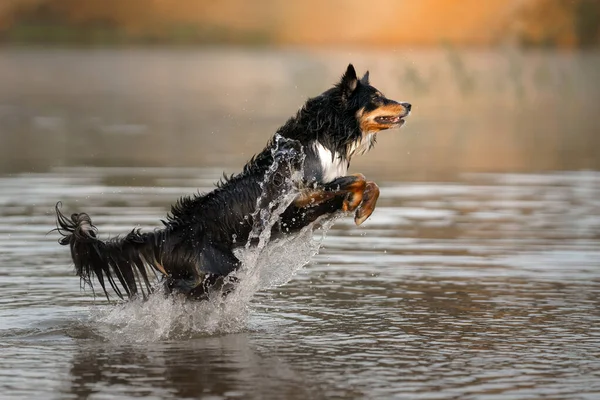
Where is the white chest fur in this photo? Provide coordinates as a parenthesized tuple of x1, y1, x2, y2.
(313, 142, 348, 183)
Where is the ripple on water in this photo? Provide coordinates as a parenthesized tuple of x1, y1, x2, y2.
(0, 168, 599, 399)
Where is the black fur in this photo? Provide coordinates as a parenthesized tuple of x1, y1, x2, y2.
(55, 64, 410, 301)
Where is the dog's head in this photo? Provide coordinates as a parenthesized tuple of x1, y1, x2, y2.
(342, 65, 411, 132)
(318, 64, 411, 158)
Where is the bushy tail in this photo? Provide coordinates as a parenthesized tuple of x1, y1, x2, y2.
(54, 202, 166, 301)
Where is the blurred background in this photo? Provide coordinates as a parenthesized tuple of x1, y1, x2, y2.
(1, 3, 600, 398)
(0, 0, 599, 180)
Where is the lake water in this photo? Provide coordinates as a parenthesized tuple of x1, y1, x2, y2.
(0, 48, 599, 399)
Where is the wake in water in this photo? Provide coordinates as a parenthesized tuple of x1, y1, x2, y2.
(92, 136, 341, 342)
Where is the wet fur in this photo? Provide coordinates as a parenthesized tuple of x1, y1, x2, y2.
(55, 64, 410, 301)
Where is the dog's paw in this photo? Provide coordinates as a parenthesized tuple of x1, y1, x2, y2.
(354, 181, 380, 225)
(342, 173, 366, 212)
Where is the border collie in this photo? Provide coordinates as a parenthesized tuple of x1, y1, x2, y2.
(55, 64, 411, 301)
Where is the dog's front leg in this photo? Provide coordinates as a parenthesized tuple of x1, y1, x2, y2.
(294, 173, 380, 225)
(354, 180, 380, 225)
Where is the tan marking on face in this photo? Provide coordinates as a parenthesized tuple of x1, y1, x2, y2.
(360, 120, 385, 134)
(358, 103, 408, 133)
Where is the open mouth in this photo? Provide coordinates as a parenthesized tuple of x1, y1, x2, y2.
(374, 115, 404, 125)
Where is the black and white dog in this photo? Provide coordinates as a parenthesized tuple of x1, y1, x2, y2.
(55, 64, 411, 301)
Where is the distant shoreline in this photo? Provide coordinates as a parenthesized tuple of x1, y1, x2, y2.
(0, 0, 598, 48)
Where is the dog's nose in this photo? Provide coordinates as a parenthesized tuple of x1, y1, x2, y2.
(401, 102, 412, 112)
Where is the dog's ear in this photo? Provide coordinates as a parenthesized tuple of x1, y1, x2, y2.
(340, 64, 358, 97)
(360, 71, 370, 85)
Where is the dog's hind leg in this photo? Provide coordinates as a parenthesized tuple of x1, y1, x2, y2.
(163, 243, 241, 300)
(183, 274, 238, 301)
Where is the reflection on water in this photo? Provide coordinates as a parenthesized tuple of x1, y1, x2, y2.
(0, 167, 599, 399)
(64, 336, 327, 400)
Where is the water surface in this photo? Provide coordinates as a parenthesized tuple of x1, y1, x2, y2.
(1, 167, 599, 399)
(1, 48, 599, 399)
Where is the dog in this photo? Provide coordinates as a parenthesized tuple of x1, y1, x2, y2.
(55, 64, 411, 301)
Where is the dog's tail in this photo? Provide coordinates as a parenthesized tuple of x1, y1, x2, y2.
(54, 202, 166, 301)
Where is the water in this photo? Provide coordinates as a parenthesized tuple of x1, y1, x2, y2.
(1, 167, 599, 399)
(1, 48, 600, 399)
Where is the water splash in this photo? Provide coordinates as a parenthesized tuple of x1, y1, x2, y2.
(92, 135, 340, 342)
